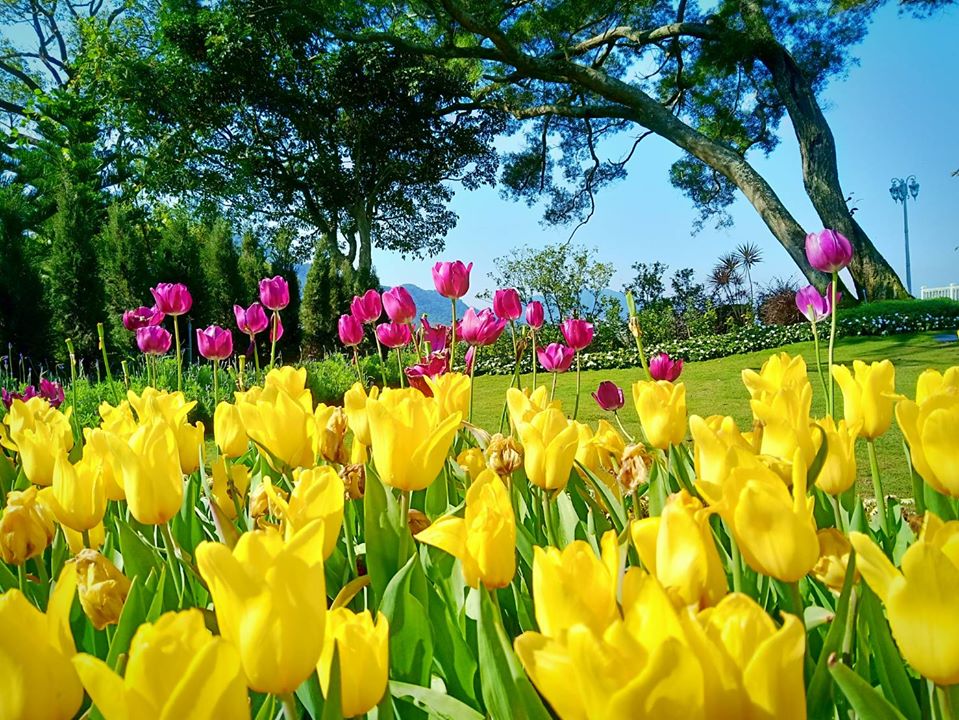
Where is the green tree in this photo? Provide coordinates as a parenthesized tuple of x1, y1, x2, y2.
(238, 230, 269, 302)
(199, 217, 244, 327)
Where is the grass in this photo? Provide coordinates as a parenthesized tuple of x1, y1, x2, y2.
(472, 330, 959, 499)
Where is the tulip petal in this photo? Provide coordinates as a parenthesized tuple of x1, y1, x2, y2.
(742, 614, 806, 720)
(160, 639, 249, 720)
(416, 516, 467, 562)
(921, 405, 959, 496)
(848, 532, 900, 604)
(73, 654, 135, 719)
(513, 632, 588, 720)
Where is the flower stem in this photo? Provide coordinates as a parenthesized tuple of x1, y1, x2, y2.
(372, 330, 387, 387)
(840, 586, 858, 662)
(530, 329, 537, 390)
(251, 334, 260, 376)
(827, 272, 838, 416)
(352, 346, 365, 385)
(729, 532, 743, 594)
(395, 348, 405, 388)
(937, 685, 956, 720)
(810, 321, 830, 410)
(613, 411, 635, 443)
(65, 338, 81, 443)
(450, 299, 458, 370)
(343, 501, 358, 577)
(399, 489, 411, 559)
(278, 692, 299, 720)
(97, 323, 121, 405)
(867, 438, 890, 536)
(173, 316, 182, 393)
(540, 489, 557, 547)
(572, 352, 582, 420)
(468, 347, 477, 423)
(212, 360, 219, 408)
(830, 493, 845, 531)
(549, 372, 557, 403)
(269, 312, 279, 371)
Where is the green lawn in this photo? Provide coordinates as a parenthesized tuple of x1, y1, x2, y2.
(472, 330, 958, 499)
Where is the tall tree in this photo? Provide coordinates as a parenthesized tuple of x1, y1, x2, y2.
(326, 0, 947, 299)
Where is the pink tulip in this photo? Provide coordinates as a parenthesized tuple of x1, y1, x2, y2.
(591, 381, 625, 411)
(196, 325, 233, 361)
(38, 378, 65, 408)
(649, 353, 684, 382)
(150, 283, 192, 316)
(525, 300, 544, 329)
(421, 318, 450, 353)
(234, 303, 269, 336)
(259, 275, 290, 311)
(538, 343, 575, 373)
(1, 386, 37, 409)
(805, 229, 853, 273)
(122, 306, 164, 331)
(560, 318, 594, 352)
(795, 284, 838, 323)
(376, 321, 412, 349)
(464, 346, 476, 376)
(432, 261, 473, 300)
(351, 289, 382, 325)
(382, 286, 416, 324)
(459, 308, 507, 347)
(405, 352, 449, 395)
(338, 314, 364, 347)
(136, 326, 172, 355)
(493, 288, 522, 321)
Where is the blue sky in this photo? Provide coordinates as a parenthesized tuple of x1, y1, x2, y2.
(373, 4, 959, 306)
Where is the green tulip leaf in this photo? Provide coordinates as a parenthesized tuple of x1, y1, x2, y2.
(859, 585, 921, 720)
(828, 655, 909, 720)
(380, 554, 433, 688)
(105, 576, 146, 670)
(364, 467, 413, 605)
(390, 681, 485, 720)
(321, 646, 344, 720)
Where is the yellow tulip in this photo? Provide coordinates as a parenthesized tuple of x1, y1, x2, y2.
(196, 521, 327, 694)
(343, 382, 379, 447)
(897, 371, 959, 497)
(313, 404, 349, 465)
(97, 399, 137, 438)
(264, 365, 313, 410)
(6, 397, 74, 486)
(48, 454, 107, 533)
(75, 549, 131, 630)
(689, 415, 755, 504)
(716, 450, 819, 582)
(456, 447, 486, 482)
(631, 381, 687, 449)
(518, 407, 579, 491)
(813, 417, 859, 495)
(811, 529, 855, 592)
(532, 531, 621, 639)
(574, 420, 624, 491)
(506, 385, 559, 431)
(174, 420, 205, 475)
(214, 401, 248, 458)
(416, 469, 516, 589)
(210, 457, 251, 520)
(265, 466, 344, 558)
(72, 609, 249, 719)
(0, 563, 82, 720)
(126, 387, 195, 431)
(117, 420, 184, 525)
(318, 609, 389, 717)
(749, 383, 816, 470)
(82, 429, 126, 501)
(425, 372, 471, 421)
(742, 352, 810, 403)
(239, 386, 316, 471)
(631, 491, 727, 609)
(851, 514, 959, 685)
(366, 388, 461, 491)
(832, 360, 896, 439)
(0, 487, 57, 565)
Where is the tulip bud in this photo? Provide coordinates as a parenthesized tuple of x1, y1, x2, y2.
(485, 433, 524, 476)
(341, 463, 366, 500)
(75, 549, 131, 630)
(382, 286, 416, 323)
(0, 487, 57, 564)
(234, 302, 269, 336)
(407, 509, 431, 536)
(196, 325, 234, 361)
(337, 314, 364, 347)
(460, 308, 507, 347)
(524, 300, 544, 329)
(375, 321, 412, 349)
(537, 343, 575, 373)
(432, 260, 473, 300)
(493, 288, 523, 321)
(249, 482, 286, 519)
(805, 228, 853, 273)
(628, 315, 642, 339)
(214, 401, 248, 458)
(617, 443, 654, 495)
(351, 289, 382, 325)
(150, 282, 192, 316)
(259, 275, 291, 311)
(560, 318, 594, 352)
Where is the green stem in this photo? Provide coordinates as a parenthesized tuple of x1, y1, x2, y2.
(469, 347, 477, 423)
(395, 348, 405, 388)
(269, 312, 279, 371)
(82, 529, 91, 549)
(530, 329, 537, 390)
(613, 411, 635, 443)
(730, 532, 743, 594)
(173, 316, 182, 393)
(159, 523, 182, 595)
(631, 487, 642, 520)
(97, 323, 121, 405)
(399, 490, 411, 558)
(810, 320, 830, 409)
(17, 564, 26, 593)
(827, 271, 838, 416)
(373, 330, 387, 387)
(867, 439, 890, 536)
(65, 338, 81, 442)
(251, 334, 260, 376)
(343, 501, 358, 577)
(788, 580, 804, 617)
(450, 299, 457, 370)
(830, 493, 845, 532)
(352, 346, 365, 385)
(549, 372, 557, 402)
(840, 587, 858, 662)
(509, 321, 521, 390)
(212, 360, 219, 408)
(278, 692, 299, 720)
(937, 685, 956, 720)
(33, 554, 49, 586)
(540, 489, 557, 547)
(572, 352, 582, 420)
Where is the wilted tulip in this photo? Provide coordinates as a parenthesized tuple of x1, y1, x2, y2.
(150, 283, 192, 316)
(537, 343, 575, 373)
(196, 325, 233, 361)
(136, 326, 172, 355)
(432, 260, 473, 299)
(234, 302, 269, 336)
(0, 487, 57, 565)
(375, 321, 412, 349)
(75, 549, 131, 630)
(382, 286, 416, 323)
(72, 609, 249, 719)
(632, 380, 687, 449)
(795, 284, 837, 323)
(805, 228, 853, 273)
(592, 380, 625, 411)
(313, 404, 350, 465)
(459, 308, 507, 346)
(259, 275, 290, 311)
(560, 318, 594, 351)
(197, 522, 327, 694)
(493, 288, 523, 321)
(39, 378, 65, 408)
(525, 300, 544, 329)
(648, 352, 684, 382)
(122, 305, 164, 331)
(337, 314, 364, 347)
(417, 469, 516, 589)
(318, 609, 389, 718)
(485, 433, 524, 476)
(832, 359, 896, 439)
(351, 289, 382, 324)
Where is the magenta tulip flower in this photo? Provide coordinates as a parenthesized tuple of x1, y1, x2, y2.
(351, 289, 382, 324)
(525, 301, 544, 329)
(421, 318, 450, 353)
(592, 381, 625, 412)
(382, 286, 417, 324)
(1, 386, 38, 409)
(493, 288, 523, 321)
(234, 303, 269, 336)
(405, 352, 449, 395)
(122, 306, 164, 332)
(136, 326, 172, 355)
(259, 276, 290, 311)
(376, 321, 412, 349)
(560, 318, 594, 352)
(459, 308, 507, 347)
(432, 261, 473, 300)
(538, 343, 575, 373)
(796, 284, 839, 323)
(196, 325, 233, 361)
(649, 353, 684, 382)
(338, 314, 364, 347)
(150, 283, 192, 316)
(805, 229, 853, 273)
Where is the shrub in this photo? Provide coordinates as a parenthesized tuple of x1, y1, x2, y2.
(758, 277, 803, 326)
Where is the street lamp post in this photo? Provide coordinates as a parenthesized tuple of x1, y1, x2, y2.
(889, 175, 919, 295)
